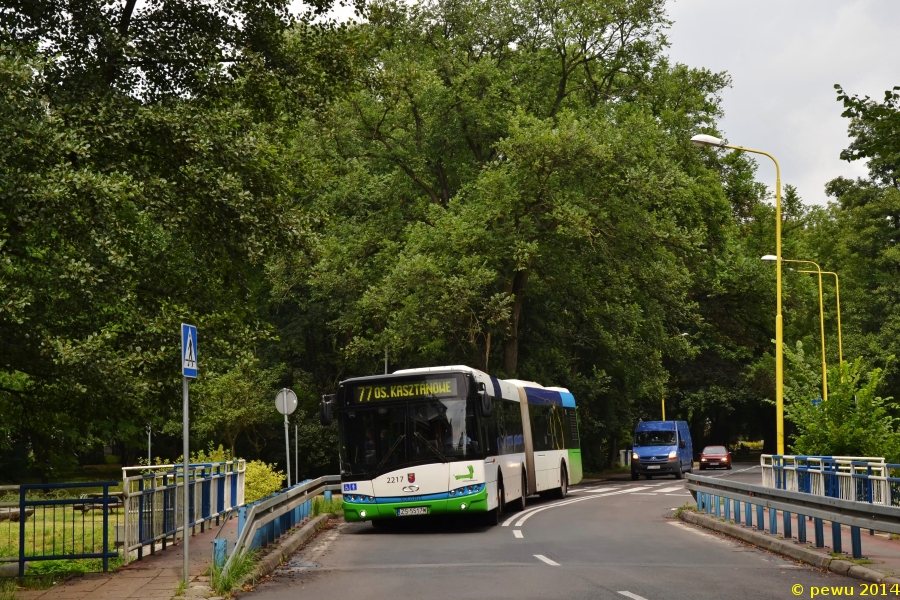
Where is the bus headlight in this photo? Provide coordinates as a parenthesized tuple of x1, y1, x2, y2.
(459, 503, 467, 510)
(360, 510, 367, 518)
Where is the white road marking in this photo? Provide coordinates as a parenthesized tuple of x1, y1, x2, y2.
(569, 487, 623, 494)
(618, 591, 649, 600)
(509, 487, 653, 527)
(513, 530, 523, 539)
(667, 521, 732, 545)
(666, 493, 692, 497)
(655, 486, 684, 493)
(704, 465, 760, 478)
(631, 493, 658, 495)
(534, 554, 559, 566)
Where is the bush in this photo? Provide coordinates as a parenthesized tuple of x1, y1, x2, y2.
(244, 460, 285, 503)
(784, 345, 899, 460)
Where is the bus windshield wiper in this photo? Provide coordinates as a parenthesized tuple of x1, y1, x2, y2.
(375, 434, 405, 474)
(414, 431, 449, 463)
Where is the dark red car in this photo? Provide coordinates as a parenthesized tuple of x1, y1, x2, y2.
(699, 445, 732, 470)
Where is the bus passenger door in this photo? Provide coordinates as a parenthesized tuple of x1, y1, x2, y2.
(533, 453, 548, 491)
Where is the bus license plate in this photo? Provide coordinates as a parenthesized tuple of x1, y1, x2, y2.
(647, 465, 661, 470)
(397, 507, 428, 516)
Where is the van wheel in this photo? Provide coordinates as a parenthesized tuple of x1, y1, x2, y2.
(631, 471, 639, 481)
(674, 465, 683, 480)
(509, 470, 527, 512)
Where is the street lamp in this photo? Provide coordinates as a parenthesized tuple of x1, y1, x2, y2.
(694, 133, 785, 454)
(763, 256, 828, 403)
(800, 270, 843, 372)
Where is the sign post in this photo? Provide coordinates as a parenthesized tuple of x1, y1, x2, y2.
(181, 323, 198, 586)
(275, 389, 298, 487)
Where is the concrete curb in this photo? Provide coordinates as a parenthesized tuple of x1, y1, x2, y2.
(235, 512, 335, 592)
(680, 510, 900, 584)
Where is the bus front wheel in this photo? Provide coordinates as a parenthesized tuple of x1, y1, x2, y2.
(484, 478, 505, 526)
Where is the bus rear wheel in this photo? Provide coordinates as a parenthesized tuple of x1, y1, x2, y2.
(509, 470, 527, 512)
(552, 465, 568, 499)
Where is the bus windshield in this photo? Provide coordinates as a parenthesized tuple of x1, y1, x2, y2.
(338, 398, 481, 478)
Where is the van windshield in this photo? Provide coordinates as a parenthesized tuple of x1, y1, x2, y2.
(634, 431, 677, 446)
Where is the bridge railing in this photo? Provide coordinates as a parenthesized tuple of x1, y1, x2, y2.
(121, 460, 245, 564)
(216, 475, 340, 576)
(760, 454, 900, 506)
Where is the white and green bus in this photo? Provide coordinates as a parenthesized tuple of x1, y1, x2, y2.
(320, 365, 582, 526)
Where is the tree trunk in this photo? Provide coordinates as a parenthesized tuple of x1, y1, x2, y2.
(503, 269, 530, 375)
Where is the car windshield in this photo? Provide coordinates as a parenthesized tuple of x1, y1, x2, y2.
(703, 446, 727, 454)
(338, 398, 480, 478)
(634, 430, 677, 446)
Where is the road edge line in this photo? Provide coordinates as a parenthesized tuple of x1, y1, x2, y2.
(679, 510, 900, 585)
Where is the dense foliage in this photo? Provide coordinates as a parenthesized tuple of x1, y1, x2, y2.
(1, 0, 898, 481)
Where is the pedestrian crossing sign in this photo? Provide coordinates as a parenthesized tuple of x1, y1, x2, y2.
(181, 323, 198, 378)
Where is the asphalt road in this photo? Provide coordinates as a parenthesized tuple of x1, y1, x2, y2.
(248, 462, 855, 600)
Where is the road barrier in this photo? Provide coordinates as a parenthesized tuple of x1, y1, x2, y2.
(121, 460, 244, 564)
(1, 482, 120, 577)
(215, 475, 340, 577)
(759, 455, 900, 507)
(687, 473, 900, 559)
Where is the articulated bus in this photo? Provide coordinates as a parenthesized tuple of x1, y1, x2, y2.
(320, 365, 582, 525)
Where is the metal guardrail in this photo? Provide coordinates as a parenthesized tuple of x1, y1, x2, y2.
(1, 482, 120, 576)
(686, 473, 900, 560)
(122, 460, 245, 564)
(760, 455, 900, 507)
(217, 475, 340, 576)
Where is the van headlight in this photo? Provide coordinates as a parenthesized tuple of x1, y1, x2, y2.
(668, 450, 678, 460)
(632, 452, 639, 461)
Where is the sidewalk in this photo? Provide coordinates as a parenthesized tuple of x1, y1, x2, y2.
(17, 521, 235, 600)
(771, 510, 900, 576)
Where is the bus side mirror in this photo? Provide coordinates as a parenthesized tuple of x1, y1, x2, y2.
(320, 394, 334, 426)
(477, 382, 492, 417)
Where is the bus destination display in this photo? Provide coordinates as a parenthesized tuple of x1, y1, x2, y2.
(350, 378, 458, 403)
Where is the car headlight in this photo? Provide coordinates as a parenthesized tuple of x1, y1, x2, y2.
(632, 452, 639, 460)
(668, 450, 677, 460)
(701, 458, 707, 462)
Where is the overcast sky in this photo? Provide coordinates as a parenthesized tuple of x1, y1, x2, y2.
(665, 0, 900, 205)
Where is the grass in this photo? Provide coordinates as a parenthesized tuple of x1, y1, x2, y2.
(312, 496, 343, 517)
(175, 579, 186, 596)
(0, 578, 17, 600)
(673, 503, 694, 519)
(0, 505, 120, 566)
(211, 550, 258, 596)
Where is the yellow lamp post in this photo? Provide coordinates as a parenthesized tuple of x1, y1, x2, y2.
(692, 134, 785, 454)
(800, 270, 843, 377)
(764, 257, 828, 402)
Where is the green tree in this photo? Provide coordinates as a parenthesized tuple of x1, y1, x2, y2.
(784, 345, 898, 460)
